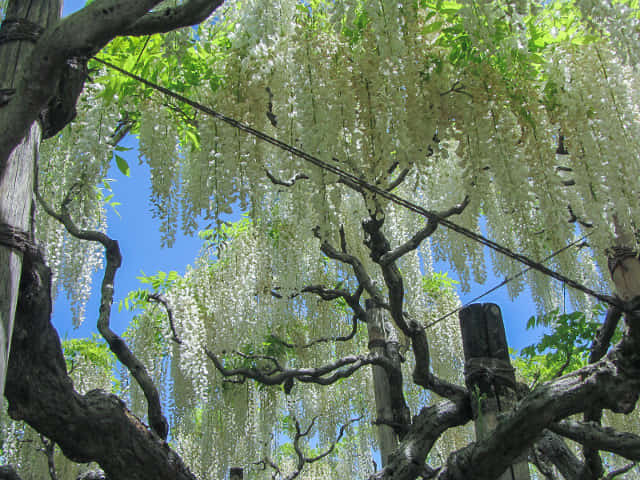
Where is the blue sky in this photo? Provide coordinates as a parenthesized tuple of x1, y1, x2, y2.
(54, 0, 546, 351)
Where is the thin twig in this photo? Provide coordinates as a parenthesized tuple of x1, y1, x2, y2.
(256, 415, 362, 480)
(147, 292, 182, 344)
(603, 462, 637, 480)
(265, 169, 309, 187)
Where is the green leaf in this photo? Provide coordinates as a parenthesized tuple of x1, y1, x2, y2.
(422, 20, 443, 34)
(114, 154, 130, 177)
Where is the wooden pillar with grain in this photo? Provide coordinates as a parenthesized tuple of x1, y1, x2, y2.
(229, 467, 243, 480)
(366, 299, 397, 467)
(459, 303, 531, 480)
(608, 246, 640, 303)
(0, 0, 62, 398)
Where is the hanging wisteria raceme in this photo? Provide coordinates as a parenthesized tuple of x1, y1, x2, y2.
(8, 0, 640, 479)
(93, 0, 638, 308)
(151, 208, 463, 478)
(163, 212, 379, 478)
(24, 0, 640, 323)
(36, 80, 118, 325)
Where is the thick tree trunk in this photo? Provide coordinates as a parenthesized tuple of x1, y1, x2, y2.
(0, 0, 62, 396)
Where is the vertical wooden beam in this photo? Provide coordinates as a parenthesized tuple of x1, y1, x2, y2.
(0, 0, 62, 397)
(459, 303, 530, 480)
(609, 247, 640, 303)
(229, 467, 243, 480)
(366, 299, 397, 467)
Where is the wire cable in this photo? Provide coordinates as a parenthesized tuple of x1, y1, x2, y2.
(424, 233, 592, 330)
(94, 58, 620, 309)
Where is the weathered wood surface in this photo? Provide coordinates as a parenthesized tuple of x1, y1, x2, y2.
(366, 299, 398, 467)
(229, 467, 243, 480)
(459, 303, 530, 480)
(0, 0, 62, 397)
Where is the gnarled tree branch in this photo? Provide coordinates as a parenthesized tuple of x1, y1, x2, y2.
(409, 319, 468, 403)
(550, 419, 640, 462)
(380, 196, 470, 266)
(435, 344, 640, 480)
(533, 430, 583, 480)
(370, 399, 472, 480)
(314, 227, 385, 305)
(147, 292, 182, 344)
(590, 305, 623, 364)
(269, 284, 364, 348)
(36, 190, 168, 439)
(5, 248, 196, 480)
(257, 416, 362, 480)
(206, 349, 396, 387)
(0, 0, 224, 172)
(119, 0, 224, 36)
(582, 303, 623, 478)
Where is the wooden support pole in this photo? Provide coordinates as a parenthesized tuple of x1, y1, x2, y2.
(609, 246, 640, 303)
(459, 303, 531, 480)
(366, 299, 398, 467)
(229, 467, 243, 480)
(0, 0, 62, 398)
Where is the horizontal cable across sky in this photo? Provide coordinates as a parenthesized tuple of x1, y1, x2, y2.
(94, 58, 619, 311)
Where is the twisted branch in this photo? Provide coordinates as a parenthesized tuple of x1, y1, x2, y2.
(256, 416, 362, 480)
(582, 303, 623, 477)
(380, 196, 470, 265)
(313, 227, 385, 305)
(147, 292, 182, 344)
(550, 419, 640, 461)
(533, 430, 583, 480)
(36, 190, 168, 439)
(206, 350, 395, 387)
(269, 284, 364, 348)
(265, 169, 309, 187)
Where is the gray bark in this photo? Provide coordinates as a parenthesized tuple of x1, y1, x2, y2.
(535, 430, 583, 480)
(367, 302, 399, 466)
(459, 303, 530, 480)
(0, 0, 62, 399)
(372, 399, 472, 480)
(551, 420, 640, 462)
(5, 250, 197, 480)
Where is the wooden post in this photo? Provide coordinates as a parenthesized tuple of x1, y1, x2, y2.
(608, 246, 640, 302)
(229, 467, 243, 480)
(0, 0, 62, 397)
(366, 299, 397, 467)
(459, 303, 530, 480)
